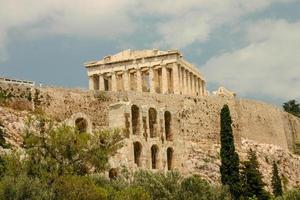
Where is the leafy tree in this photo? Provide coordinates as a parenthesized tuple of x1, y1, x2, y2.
(178, 175, 213, 200)
(282, 188, 300, 200)
(271, 161, 283, 197)
(52, 175, 107, 200)
(113, 186, 151, 200)
(241, 149, 270, 200)
(219, 104, 241, 199)
(0, 175, 53, 200)
(133, 170, 182, 200)
(22, 116, 123, 179)
(283, 100, 300, 117)
(178, 175, 230, 200)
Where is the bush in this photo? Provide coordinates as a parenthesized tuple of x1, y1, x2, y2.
(178, 175, 230, 200)
(0, 175, 53, 200)
(283, 188, 300, 200)
(133, 170, 182, 200)
(113, 186, 151, 200)
(53, 175, 108, 200)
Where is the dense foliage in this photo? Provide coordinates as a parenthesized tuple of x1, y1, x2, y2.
(220, 104, 241, 199)
(283, 99, 300, 117)
(240, 149, 270, 200)
(271, 161, 283, 197)
(0, 110, 299, 199)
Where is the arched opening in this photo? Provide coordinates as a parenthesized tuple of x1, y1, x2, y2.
(131, 105, 140, 135)
(75, 118, 88, 133)
(167, 147, 174, 170)
(109, 168, 118, 180)
(164, 111, 172, 141)
(148, 108, 157, 138)
(133, 142, 142, 167)
(151, 145, 159, 169)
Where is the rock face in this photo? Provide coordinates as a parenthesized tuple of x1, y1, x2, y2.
(0, 82, 300, 189)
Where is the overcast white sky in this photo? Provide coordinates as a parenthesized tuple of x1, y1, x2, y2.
(0, 0, 299, 105)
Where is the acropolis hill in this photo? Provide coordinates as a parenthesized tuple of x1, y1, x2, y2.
(0, 49, 300, 189)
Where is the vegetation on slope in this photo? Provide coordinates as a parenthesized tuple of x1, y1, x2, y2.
(283, 99, 300, 117)
(0, 106, 299, 199)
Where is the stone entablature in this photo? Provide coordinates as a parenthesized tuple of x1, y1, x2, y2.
(84, 49, 207, 96)
(0, 77, 35, 87)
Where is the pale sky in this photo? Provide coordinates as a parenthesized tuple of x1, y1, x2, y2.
(0, 0, 299, 105)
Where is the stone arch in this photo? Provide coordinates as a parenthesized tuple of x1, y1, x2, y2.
(75, 117, 88, 133)
(148, 108, 157, 138)
(164, 111, 172, 141)
(109, 168, 118, 180)
(67, 113, 92, 134)
(131, 105, 140, 135)
(133, 141, 142, 167)
(167, 147, 174, 170)
(151, 144, 159, 169)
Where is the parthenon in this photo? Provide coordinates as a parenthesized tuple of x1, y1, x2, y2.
(85, 49, 206, 96)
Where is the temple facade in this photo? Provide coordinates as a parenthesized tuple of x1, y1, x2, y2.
(85, 49, 207, 96)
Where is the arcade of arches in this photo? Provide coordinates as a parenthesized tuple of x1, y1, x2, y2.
(130, 104, 175, 170)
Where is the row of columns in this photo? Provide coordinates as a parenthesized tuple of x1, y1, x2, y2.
(89, 63, 205, 96)
(178, 66, 206, 96)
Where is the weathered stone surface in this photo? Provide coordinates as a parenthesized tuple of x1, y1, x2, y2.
(0, 82, 300, 189)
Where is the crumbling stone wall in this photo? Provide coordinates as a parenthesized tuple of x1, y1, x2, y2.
(0, 83, 300, 189)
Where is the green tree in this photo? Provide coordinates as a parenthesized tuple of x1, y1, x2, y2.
(52, 175, 107, 200)
(220, 104, 240, 199)
(271, 161, 283, 197)
(241, 149, 269, 200)
(22, 116, 123, 179)
(283, 100, 300, 117)
(178, 175, 230, 200)
(0, 175, 53, 200)
(133, 170, 182, 200)
(113, 186, 151, 200)
(282, 188, 300, 200)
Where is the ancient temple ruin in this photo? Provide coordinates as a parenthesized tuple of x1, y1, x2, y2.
(85, 49, 206, 96)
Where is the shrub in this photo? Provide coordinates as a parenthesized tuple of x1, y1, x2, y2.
(283, 188, 300, 200)
(53, 175, 108, 200)
(133, 170, 182, 200)
(0, 175, 53, 200)
(113, 186, 151, 200)
(94, 91, 110, 102)
(178, 175, 230, 200)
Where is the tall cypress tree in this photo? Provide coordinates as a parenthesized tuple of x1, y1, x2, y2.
(271, 161, 283, 197)
(241, 149, 269, 200)
(220, 104, 240, 199)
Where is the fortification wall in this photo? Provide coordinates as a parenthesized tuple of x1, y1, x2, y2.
(0, 83, 300, 188)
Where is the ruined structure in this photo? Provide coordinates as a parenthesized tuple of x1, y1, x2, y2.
(0, 76, 35, 87)
(85, 49, 206, 96)
(0, 49, 300, 189)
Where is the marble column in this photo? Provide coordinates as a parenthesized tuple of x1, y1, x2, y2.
(196, 78, 200, 96)
(136, 69, 142, 92)
(181, 67, 185, 94)
(202, 81, 206, 96)
(190, 73, 195, 95)
(183, 69, 187, 95)
(172, 63, 180, 94)
(161, 65, 168, 94)
(186, 70, 190, 95)
(88, 76, 94, 90)
(123, 71, 129, 91)
(99, 74, 105, 91)
(149, 67, 155, 93)
(111, 73, 117, 92)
